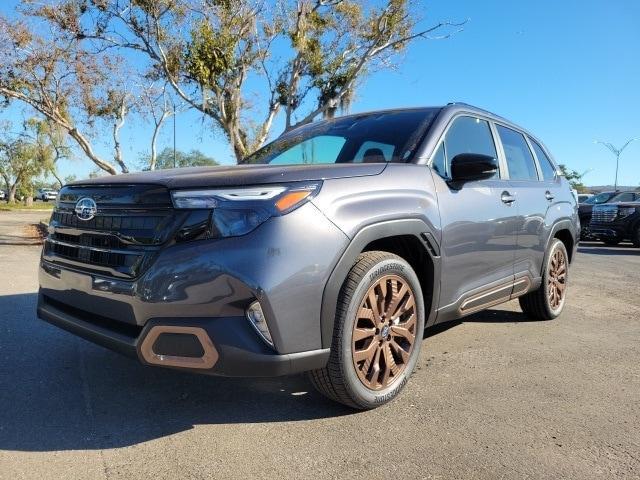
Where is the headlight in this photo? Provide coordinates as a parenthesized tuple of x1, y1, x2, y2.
(618, 207, 636, 218)
(171, 182, 321, 238)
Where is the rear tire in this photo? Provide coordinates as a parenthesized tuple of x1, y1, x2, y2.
(519, 239, 569, 320)
(309, 251, 425, 409)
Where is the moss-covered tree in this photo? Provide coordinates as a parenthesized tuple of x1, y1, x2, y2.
(36, 0, 464, 162)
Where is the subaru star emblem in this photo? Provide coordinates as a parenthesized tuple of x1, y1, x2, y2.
(75, 197, 97, 221)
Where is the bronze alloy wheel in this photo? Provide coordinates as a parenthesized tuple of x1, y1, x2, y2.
(547, 247, 567, 310)
(351, 274, 417, 391)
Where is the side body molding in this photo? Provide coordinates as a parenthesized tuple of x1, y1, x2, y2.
(319, 218, 442, 349)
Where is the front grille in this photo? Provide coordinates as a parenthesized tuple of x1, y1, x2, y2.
(51, 211, 166, 235)
(590, 206, 617, 224)
(43, 184, 181, 279)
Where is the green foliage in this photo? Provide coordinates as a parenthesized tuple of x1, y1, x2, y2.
(558, 164, 588, 193)
(140, 147, 218, 170)
(32, 178, 59, 191)
(0, 138, 49, 201)
(186, 19, 236, 88)
(2, 0, 459, 167)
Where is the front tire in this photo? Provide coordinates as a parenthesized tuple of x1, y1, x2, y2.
(309, 251, 425, 409)
(519, 239, 569, 320)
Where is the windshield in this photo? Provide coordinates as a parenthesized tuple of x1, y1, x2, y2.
(584, 192, 615, 205)
(608, 192, 637, 203)
(243, 109, 440, 165)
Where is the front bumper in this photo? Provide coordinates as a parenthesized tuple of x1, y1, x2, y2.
(37, 297, 329, 376)
(37, 202, 346, 376)
(589, 222, 626, 240)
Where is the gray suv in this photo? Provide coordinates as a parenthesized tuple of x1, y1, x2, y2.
(38, 104, 579, 409)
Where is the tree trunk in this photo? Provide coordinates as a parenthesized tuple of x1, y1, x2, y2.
(25, 196, 33, 207)
(149, 110, 170, 171)
(0, 87, 119, 176)
(8, 183, 17, 203)
(67, 128, 118, 175)
(112, 100, 130, 173)
(228, 122, 248, 163)
(51, 169, 64, 188)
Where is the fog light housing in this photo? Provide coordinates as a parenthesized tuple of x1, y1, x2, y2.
(246, 301, 273, 348)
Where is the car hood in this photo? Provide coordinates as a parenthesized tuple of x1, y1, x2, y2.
(594, 201, 640, 209)
(69, 163, 388, 189)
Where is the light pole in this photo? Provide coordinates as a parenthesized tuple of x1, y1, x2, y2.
(173, 101, 177, 169)
(594, 138, 637, 191)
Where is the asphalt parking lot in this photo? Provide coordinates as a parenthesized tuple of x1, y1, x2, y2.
(0, 211, 638, 479)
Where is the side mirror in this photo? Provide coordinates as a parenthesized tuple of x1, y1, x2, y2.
(449, 153, 498, 185)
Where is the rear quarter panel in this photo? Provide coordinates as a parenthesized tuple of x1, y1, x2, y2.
(544, 177, 580, 261)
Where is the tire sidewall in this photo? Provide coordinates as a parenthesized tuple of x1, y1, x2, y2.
(543, 239, 569, 318)
(339, 256, 425, 408)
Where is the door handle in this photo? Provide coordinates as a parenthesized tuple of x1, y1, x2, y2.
(501, 191, 516, 204)
(545, 191, 554, 201)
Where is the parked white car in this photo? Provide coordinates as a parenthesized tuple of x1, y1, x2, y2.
(0, 190, 6, 201)
(37, 188, 59, 202)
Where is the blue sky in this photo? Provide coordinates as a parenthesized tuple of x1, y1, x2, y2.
(2, 0, 640, 186)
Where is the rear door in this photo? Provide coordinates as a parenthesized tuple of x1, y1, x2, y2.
(494, 125, 559, 281)
(431, 115, 519, 318)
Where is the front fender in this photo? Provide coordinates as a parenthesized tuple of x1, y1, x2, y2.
(319, 218, 441, 348)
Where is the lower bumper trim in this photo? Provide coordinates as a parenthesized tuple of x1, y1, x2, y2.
(38, 301, 138, 358)
(139, 325, 219, 370)
(38, 294, 330, 377)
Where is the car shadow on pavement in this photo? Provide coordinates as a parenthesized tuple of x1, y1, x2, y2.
(0, 293, 354, 453)
(423, 308, 541, 339)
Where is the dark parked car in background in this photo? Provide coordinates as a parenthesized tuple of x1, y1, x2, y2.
(579, 191, 619, 239)
(590, 195, 640, 247)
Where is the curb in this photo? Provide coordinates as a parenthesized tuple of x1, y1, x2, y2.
(0, 222, 47, 246)
(0, 209, 54, 213)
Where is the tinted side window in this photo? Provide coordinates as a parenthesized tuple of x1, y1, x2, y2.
(444, 116, 498, 179)
(529, 139, 557, 181)
(496, 125, 538, 181)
